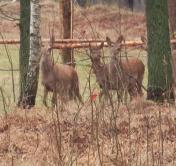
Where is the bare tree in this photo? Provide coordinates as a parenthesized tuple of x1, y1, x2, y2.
(22, 0, 41, 108)
(18, 0, 30, 106)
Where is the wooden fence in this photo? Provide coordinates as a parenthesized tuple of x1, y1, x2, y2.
(0, 38, 176, 49)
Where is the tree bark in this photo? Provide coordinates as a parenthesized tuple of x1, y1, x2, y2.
(22, 0, 41, 108)
(61, 0, 74, 66)
(168, 0, 176, 39)
(18, 0, 30, 106)
(146, 0, 173, 102)
(168, 0, 176, 102)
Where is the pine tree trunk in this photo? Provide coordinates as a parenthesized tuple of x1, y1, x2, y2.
(22, 0, 41, 108)
(61, 0, 74, 66)
(18, 0, 30, 106)
(146, 0, 173, 101)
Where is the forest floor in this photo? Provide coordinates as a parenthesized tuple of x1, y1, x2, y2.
(0, 100, 176, 165)
(0, 1, 175, 166)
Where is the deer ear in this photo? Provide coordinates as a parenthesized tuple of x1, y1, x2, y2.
(116, 35, 124, 43)
(141, 36, 147, 44)
(99, 42, 104, 49)
(106, 36, 112, 46)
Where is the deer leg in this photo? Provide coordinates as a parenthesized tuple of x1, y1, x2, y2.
(52, 91, 57, 107)
(136, 77, 143, 96)
(116, 90, 123, 103)
(124, 89, 129, 104)
(174, 87, 176, 106)
(171, 83, 176, 106)
(128, 85, 136, 101)
(99, 90, 105, 102)
(76, 93, 84, 105)
(128, 78, 139, 101)
(74, 85, 84, 104)
(137, 86, 143, 96)
(43, 87, 48, 107)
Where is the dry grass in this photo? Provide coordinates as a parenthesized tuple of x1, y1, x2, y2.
(1, 1, 175, 166)
(0, 0, 146, 40)
(0, 99, 175, 166)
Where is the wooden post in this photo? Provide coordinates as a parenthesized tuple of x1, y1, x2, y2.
(61, 0, 74, 66)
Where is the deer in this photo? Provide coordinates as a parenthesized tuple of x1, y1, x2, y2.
(40, 47, 83, 107)
(89, 35, 145, 102)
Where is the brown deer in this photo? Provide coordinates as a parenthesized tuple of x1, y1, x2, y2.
(89, 36, 145, 101)
(40, 47, 83, 107)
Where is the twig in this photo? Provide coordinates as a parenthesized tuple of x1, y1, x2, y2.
(0, 33, 16, 102)
(0, 68, 19, 71)
(146, 116, 149, 166)
(158, 109, 164, 166)
(0, 8, 19, 21)
(88, 67, 95, 141)
(0, 86, 7, 117)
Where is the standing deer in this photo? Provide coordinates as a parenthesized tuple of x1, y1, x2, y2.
(40, 47, 83, 107)
(89, 36, 145, 101)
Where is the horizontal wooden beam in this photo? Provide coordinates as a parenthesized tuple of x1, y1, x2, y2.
(0, 39, 106, 45)
(50, 41, 145, 49)
(1, 38, 176, 49)
(53, 39, 106, 43)
(50, 42, 108, 49)
(0, 40, 20, 44)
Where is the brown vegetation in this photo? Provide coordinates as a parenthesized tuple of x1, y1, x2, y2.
(0, 1, 146, 40)
(0, 100, 175, 165)
(1, 1, 176, 166)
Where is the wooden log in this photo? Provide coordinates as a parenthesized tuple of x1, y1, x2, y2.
(1, 38, 176, 48)
(0, 39, 106, 45)
(53, 39, 106, 43)
(50, 42, 108, 49)
(50, 41, 145, 49)
(0, 40, 20, 44)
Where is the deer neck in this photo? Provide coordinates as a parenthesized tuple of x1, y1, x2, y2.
(41, 56, 54, 75)
(91, 60, 104, 75)
(111, 54, 123, 67)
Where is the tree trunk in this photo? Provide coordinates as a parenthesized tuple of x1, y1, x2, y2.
(168, 0, 176, 102)
(61, 0, 74, 66)
(18, 0, 30, 106)
(146, 0, 173, 102)
(22, 0, 41, 108)
(168, 0, 176, 39)
(128, 0, 134, 11)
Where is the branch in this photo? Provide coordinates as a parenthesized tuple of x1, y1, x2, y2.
(0, 5, 19, 21)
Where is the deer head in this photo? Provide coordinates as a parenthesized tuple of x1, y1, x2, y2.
(106, 35, 125, 60)
(89, 42, 104, 63)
